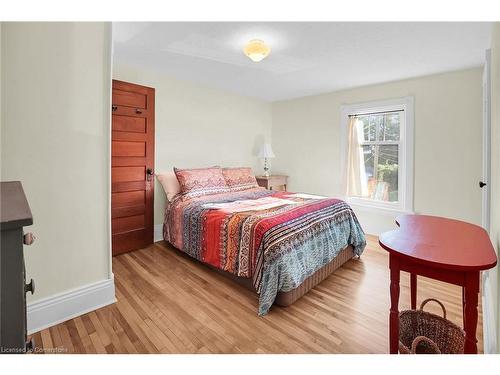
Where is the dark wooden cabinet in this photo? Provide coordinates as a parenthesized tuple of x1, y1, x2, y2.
(0, 181, 35, 354)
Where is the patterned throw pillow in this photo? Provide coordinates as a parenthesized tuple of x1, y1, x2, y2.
(174, 167, 229, 197)
(222, 167, 259, 191)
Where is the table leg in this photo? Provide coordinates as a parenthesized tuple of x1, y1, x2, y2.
(463, 272, 479, 354)
(462, 287, 466, 328)
(389, 256, 400, 354)
(410, 273, 417, 309)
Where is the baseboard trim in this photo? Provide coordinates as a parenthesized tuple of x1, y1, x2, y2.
(154, 224, 163, 242)
(482, 273, 497, 354)
(27, 276, 116, 334)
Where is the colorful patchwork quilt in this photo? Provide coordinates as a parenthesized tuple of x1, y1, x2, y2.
(164, 187, 366, 315)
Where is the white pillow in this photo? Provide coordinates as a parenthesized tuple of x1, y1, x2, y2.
(156, 172, 181, 201)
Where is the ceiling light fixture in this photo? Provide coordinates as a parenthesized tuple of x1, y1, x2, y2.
(243, 39, 271, 62)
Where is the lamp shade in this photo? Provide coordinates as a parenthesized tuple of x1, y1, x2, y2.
(258, 143, 275, 158)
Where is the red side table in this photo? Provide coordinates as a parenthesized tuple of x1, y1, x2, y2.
(379, 215, 497, 354)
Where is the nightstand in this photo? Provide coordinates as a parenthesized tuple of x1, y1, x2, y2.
(256, 175, 288, 191)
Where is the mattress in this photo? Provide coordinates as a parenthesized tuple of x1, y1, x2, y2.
(274, 245, 354, 306)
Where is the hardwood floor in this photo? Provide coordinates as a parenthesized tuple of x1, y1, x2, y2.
(30, 235, 483, 353)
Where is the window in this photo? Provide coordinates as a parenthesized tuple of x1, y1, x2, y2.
(341, 97, 414, 212)
(357, 111, 401, 202)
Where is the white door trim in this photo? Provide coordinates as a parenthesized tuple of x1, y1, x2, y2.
(482, 275, 498, 353)
(482, 49, 491, 232)
(481, 48, 496, 354)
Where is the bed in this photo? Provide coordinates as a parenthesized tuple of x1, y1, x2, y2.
(160, 167, 366, 315)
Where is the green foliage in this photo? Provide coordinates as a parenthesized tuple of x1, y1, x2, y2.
(378, 162, 398, 194)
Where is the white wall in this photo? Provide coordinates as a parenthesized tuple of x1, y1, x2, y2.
(1, 23, 113, 305)
(272, 68, 483, 234)
(489, 22, 500, 353)
(113, 63, 273, 225)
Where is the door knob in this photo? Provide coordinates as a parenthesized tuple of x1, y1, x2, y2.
(25, 278, 35, 295)
(112, 105, 117, 112)
(136, 109, 143, 114)
(23, 232, 36, 245)
(479, 181, 487, 188)
(146, 168, 154, 181)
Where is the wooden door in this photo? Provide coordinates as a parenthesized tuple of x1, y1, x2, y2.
(111, 80, 155, 256)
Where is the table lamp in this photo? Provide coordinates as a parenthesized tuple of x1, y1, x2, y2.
(258, 143, 275, 177)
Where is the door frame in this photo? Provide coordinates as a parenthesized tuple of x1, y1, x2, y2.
(481, 49, 491, 232)
(481, 48, 497, 354)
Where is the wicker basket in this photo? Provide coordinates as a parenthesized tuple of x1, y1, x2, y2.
(399, 298, 465, 354)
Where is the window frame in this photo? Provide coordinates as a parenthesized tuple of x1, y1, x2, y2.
(340, 97, 414, 213)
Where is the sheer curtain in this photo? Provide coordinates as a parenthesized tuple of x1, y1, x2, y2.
(346, 116, 368, 198)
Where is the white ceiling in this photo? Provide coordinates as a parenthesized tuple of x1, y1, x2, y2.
(113, 22, 492, 102)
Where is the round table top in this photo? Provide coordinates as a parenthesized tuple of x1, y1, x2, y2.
(379, 215, 497, 271)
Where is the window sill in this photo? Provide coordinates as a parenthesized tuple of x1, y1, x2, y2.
(346, 198, 414, 216)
